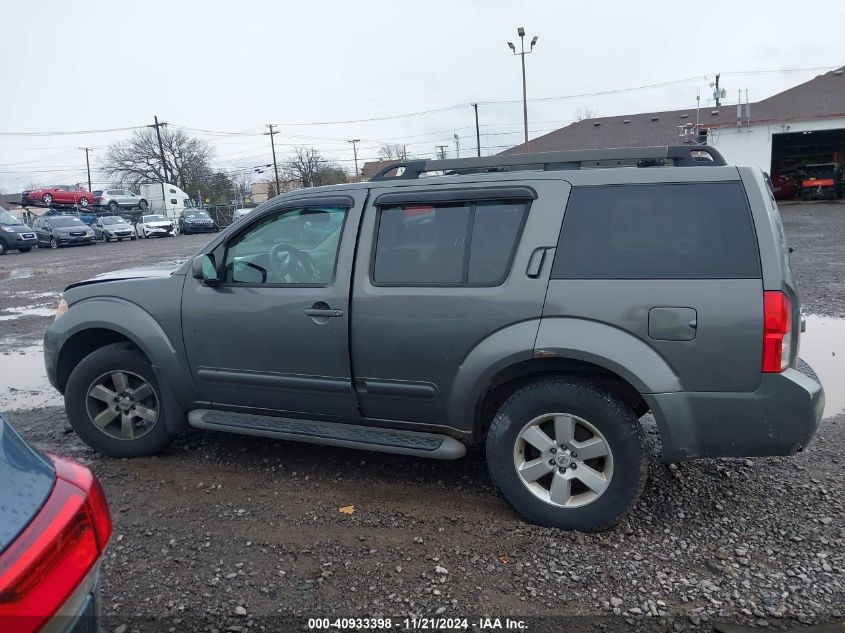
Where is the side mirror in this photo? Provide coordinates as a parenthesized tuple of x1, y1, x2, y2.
(192, 254, 219, 285)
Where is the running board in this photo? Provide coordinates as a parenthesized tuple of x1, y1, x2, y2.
(187, 409, 466, 460)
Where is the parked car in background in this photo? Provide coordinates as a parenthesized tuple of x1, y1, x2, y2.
(44, 146, 823, 531)
(31, 215, 96, 248)
(93, 189, 149, 212)
(43, 207, 98, 225)
(0, 413, 112, 633)
(136, 214, 174, 238)
(0, 208, 36, 255)
(177, 208, 218, 234)
(233, 206, 258, 222)
(91, 215, 137, 242)
(27, 185, 95, 208)
(771, 173, 797, 200)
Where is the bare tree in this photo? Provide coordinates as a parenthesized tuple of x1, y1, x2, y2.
(101, 127, 214, 193)
(378, 143, 408, 161)
(575, 107, 599, 122)
(231, 171, 254, 201)
(283, 146, 349, 188)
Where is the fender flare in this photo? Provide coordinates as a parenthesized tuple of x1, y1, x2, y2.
(52, 297, 193, 432)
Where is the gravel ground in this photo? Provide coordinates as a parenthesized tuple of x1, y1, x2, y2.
(1, 205, 843, 632)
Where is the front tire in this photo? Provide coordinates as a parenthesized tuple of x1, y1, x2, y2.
(0, 241, 6, 256)
(18, 246, 31, 253)
(486, 377, 647, 531)
(42, 193, 53, 205)
(64, 343, 173, 457)
(50, 238, 59, 249)
(108, 201, 119, 212)
(78, 197, 89, 207)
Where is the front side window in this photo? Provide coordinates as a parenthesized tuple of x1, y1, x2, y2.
(552, 182, 761, 279)
(223, 206, 347, 285)
(0, 211, 23, 226)
(373, 200, 528, 286)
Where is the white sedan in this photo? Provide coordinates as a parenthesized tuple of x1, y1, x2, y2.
(135, 214, 175, 238)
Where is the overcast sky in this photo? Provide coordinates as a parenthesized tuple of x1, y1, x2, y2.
(1, 0, 843, 192)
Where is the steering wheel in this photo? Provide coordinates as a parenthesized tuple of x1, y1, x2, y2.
(269, 243, 319, 283)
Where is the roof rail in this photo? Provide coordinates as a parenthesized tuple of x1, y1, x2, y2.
(369, 145, 727, 181)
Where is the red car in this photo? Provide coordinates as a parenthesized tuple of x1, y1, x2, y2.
(0, 414, 112, 633)
(771, 173, 797, 200)
(29, 185, 95, 208)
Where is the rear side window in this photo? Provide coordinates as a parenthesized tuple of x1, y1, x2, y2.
(373, 200, 528, 286)
(552, 182, 760, 279)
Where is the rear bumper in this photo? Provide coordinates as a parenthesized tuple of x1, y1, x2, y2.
(646, 359, 824, 462)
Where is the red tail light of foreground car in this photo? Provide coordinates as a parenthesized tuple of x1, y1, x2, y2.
(0, 455, 112, 633)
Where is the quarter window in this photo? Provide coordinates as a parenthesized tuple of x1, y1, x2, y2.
(373, 200, 528, 286)
(551, 182, 761, 279)
(223, 206, 347, 286)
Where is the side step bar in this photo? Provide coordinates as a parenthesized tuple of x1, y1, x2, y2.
(187, 409, 466, 460)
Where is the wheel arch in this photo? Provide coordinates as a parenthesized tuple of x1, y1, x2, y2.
(471, 357, 650, 441)
(50, 298, 192, 432)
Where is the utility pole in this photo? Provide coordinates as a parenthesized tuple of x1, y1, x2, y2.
(265, 124, 281, 196)
(149, 116, 170, 216)
(507, 27, 538, 150)
(714, 74, 722, 107)
(435, 145, 448, 160)
(347, 139, 360, 178)
(472, 103, 481, 157)
(453, 133, 460, 158)
(80, 147, 93, 192)
(149, 116, 170, 183)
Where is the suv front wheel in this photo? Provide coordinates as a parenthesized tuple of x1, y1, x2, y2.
(486, 377, 647, 531)
(65, 343, 173, 457)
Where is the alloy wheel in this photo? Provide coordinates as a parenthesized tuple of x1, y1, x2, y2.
(513, 413, 614, 508)
(79, 197, 89, 207)
(84, 370, 159, 441)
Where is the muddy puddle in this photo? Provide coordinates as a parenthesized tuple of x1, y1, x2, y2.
(0, 268, 52, 281)
(801, 314, 844, 418)
(0, 344, 63, 411)
(0, 305, 56, 321)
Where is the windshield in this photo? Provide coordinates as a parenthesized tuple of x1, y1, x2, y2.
(0, 211, 23, 226)
(184, 210, 210, 219)
(144, 215, 167, 222)
(101, 216, 123, 225)
(805, 164, 836, 178)
(51, 217, 86, 227)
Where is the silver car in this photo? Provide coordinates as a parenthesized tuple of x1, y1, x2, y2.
(91, 215, 137, 242)
(93, 189, 149, 212)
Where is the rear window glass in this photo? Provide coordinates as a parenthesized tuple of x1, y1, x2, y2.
(552, 182, 761, 279)
(373, 200, 527, 286)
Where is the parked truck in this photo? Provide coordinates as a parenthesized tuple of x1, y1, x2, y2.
(138, 183, 193, 219)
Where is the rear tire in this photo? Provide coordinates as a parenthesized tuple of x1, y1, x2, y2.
(0, 242, 6, 256)
(64, 343, 173, 457)
(108, 201, 118, 212)
(50, 238, 59, 249)
(486, 377, 647, 531)
(138, 199, 148, 210)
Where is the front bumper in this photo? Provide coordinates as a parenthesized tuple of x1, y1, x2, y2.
(182, 222, 217, 233)
(105, 230, 134, 239)
(145, 226, 172, 236)
(645, 359, 824, 462)
(54, 235, 96, 245)
(2, 231, 36, 247)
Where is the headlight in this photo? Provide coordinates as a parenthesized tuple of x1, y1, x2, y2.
(1, 226, 15, 233)
(55, 297, 69, 321)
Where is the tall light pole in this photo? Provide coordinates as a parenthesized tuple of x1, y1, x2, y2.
(79, 147, 93, 192)
(507, 27, 538, 150)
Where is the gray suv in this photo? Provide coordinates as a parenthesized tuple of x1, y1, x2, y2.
(44, 146, 824, 531)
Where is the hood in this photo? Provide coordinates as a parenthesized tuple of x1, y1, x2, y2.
(54, 225, 91, 233)
(103, 223, 133, 231)
(1, 224, 34, 234)
(147, 220, 173, 226)
(66, 261, 183, 289)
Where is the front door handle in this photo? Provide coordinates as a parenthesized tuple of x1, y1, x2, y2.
(304, 301, 343, 318)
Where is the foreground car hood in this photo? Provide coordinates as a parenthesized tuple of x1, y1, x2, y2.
(1, 225, 34, 234)
(146, 221, 172, 228)
(66, 262, 183, 289)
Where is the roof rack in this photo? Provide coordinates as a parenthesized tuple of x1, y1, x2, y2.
(369, 145, 727, 181)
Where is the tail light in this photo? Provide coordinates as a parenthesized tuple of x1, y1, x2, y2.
(762, 291, 792, 372)
(0, 455, 112, 633)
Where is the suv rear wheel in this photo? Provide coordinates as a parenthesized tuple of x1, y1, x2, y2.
(65, 343, 173, 457)
(486, 377, 647, 531)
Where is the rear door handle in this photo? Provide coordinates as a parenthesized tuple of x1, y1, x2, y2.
(304, 308, 343, 318)
(526, 247, 551, 278)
